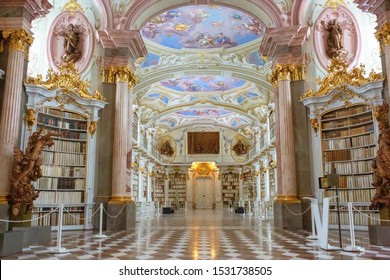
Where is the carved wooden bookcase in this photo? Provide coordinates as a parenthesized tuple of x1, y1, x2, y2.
(167, 169, 187, 209)
(24, 73, 106, 230)
(302, 77, 383, 230)
(221, 169, 239, 207)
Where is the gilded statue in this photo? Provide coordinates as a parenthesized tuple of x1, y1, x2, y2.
(233, 139, 249, 155)
(59, 23, 81, 63)
(9, 128, 59, 216)
(321, 19, 347, 59)
(371, 103, 390, 209)
(159, 140, 174, 157)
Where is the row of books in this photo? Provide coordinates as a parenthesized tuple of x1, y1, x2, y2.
(33, 177, 84, 190)
(41, 151, 85, 166)
(41, 127, 87, 140)
(338, 174, 373, 189)
(40, 108, 85, 120)
(38, 116, 87, 130)
(44, 140, 86, 153)
(322, 105, 370, 120)
(41, 165, 85, 177)
(323, 146, 375, 162)
(328, 210, 380, 226)
(325, 188, 376, 202)
(223, 186, 239, 190)
(322, 134, 375, 150)
(324, 160, 373, 174)
(222, 173, 239, 180)
(35, 191, 84, 204)
(322, 114, 372, 129)
(322, 124, 374, 139)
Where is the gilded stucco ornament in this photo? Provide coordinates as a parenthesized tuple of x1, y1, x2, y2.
(324, 0, 347, 11)
(25, 109, 36, 129)
(25, 63, 106, 102)
(300, 58, 383, 100)
(269, 64, 305, 88)
(101, 65, 137, 87)
(62, 0, 84, 15)
(89, 121, 97, 136)
(375, 23, 390, 55)
(2, 29, 34, 54)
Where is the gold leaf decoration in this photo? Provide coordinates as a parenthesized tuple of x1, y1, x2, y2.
(300, 59, 383, 100)
(62, 0, 84, 15)
(25, 63, 106, 102)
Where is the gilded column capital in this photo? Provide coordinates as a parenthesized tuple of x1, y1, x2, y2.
(101, 65, 137, 88)
(375, 23, 390, 55)
(2, 29, 34, 54)
(269, 64, 305, 88)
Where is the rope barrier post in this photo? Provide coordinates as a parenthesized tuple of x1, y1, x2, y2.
(145, 202, 150, 219)
(258, 201, 263, 220)
(302, 197, 317, 240)
(94, 203, 107, 239)
(49, 204, 69, 254)
(156, 201, 161, 216)
(248, 200, 252, 216)
(344, 202, 364, 252)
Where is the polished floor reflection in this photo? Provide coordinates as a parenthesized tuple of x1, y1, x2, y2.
(2, 209, 390, 260)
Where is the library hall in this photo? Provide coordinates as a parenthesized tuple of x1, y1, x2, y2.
(1, 0, 390, 263)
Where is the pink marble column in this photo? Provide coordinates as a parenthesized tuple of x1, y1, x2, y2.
(0, 31, 31, 202)
(273, 89, 282, 198)
(277, 78, 298, 200)
(111, 81, 131, 202)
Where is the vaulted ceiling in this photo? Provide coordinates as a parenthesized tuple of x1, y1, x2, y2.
(96, 0, 301, 133)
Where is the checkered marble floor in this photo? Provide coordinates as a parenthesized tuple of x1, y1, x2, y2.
(2, 209, 390, 260)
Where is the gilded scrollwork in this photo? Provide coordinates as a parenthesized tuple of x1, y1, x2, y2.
(25, 63, 106, 102)
(2, 29, 34, 54)
(89, 121, 97, 136)
(101, 65, 137, 87)
(300, 59, 383, 100)
(269, 64, 305, 88)
(62, 0, 84, 14)
(25, 109, 36, 129)
(375, 23, 390, 55)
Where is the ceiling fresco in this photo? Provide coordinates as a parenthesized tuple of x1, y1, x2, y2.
(157, 109, 251, 129)
(141, 5, 265, 49)
(160, 75, 246, 92)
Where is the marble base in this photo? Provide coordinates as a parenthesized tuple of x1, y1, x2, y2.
(12, 226, 51, 246)
(106, 203, 136, 231)
(0, 204, 9, 233)
(368, 225, 390, 246)
(273, 200, 303, 230)
(0, 230, 23, 257)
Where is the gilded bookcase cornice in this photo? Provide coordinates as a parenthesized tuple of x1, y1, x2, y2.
(2, 29, 34, 54)
(375, 23, 390, 55)
(101, 65, 137, 87)
(300, 59, 383, 100)
(269, 64, 305, 88)
(25, 63, 106, 102)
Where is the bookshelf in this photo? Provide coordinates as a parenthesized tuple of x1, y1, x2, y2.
(153, 170, 165, 203)
(168, 171, 187, 209)
(132, 170, 139, 201)
(242, 170, 254, 200)
(24, 73, 106, 230)
(221, 171, 239, 207)
(269, 111, 275, 140)
(321, 104, 380, 229)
